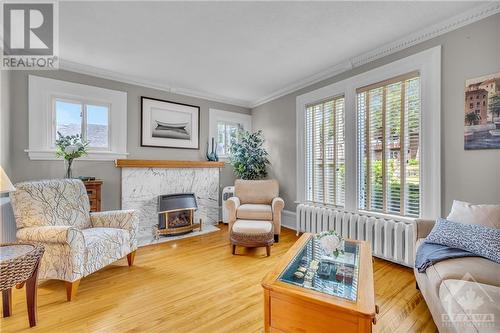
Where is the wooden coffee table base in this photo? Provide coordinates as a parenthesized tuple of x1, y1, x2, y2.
(262, 234, 376, 333)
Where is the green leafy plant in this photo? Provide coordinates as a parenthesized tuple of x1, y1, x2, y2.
(228, 129, 270, 180)
(55, 132, 89, 178)
(465, 111, 481, 126)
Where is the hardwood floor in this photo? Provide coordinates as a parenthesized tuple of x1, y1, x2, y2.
(0, 225, 436, 333)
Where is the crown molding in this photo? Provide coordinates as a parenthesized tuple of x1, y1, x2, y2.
(58, 59, 252, 108)
(59, 2, 499, 110)
(249, 2, 500, 108)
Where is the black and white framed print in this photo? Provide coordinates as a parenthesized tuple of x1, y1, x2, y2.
(141, 97, 200, 149)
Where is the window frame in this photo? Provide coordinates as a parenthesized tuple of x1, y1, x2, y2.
(296, 46, 441, 220)
(51, 97, 111, 151)
(208, 109, 252, 159)
(304, 95, 346, 207)
(27, 75, 128, 160)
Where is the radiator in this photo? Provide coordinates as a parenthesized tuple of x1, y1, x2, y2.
(296, 203, 416, 267)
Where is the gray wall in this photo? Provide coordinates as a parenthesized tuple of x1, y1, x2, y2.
(7, 70, 250, 210)
(252, 14, 500, 216)
(1, 69, 11, 176)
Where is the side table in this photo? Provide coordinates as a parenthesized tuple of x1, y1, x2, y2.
(0, 243, 44, 327)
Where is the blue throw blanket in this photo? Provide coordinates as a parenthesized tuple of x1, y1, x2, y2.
(415, 241, 478, 273)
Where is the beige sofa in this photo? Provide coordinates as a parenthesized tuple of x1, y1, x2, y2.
(414, 219, 500, 333)
(225, 179, 284, 241)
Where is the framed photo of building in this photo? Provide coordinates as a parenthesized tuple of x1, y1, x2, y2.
(464, 72, 500, 150)
(141, 97, 200, 149)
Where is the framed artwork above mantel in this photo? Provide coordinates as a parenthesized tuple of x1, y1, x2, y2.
(141, 97, 200, 149)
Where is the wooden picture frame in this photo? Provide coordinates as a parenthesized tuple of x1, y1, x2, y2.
(141, 96, 200, 149)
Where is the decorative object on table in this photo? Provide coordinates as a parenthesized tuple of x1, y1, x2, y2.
(0, 165, 16, 194)
(83, 180, 103, 212)
(316, 230, 344, 258)
(206, 137, 219, 161)
(228, 129, 269, 180)
(9, 179, 139, 301)
(464, 72, 500, 150)
(55, 132, 89, 178)
(318, 261, 333, 279)
(141, 96, 200, 149)
(0, 242, 45, 327)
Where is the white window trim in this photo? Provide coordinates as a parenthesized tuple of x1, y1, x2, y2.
(208, 108, 252, 159)
(296, 46, 441, 220)
(27, 75, 128, 161)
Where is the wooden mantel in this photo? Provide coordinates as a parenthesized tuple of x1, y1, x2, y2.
(115, 159, 225, 168)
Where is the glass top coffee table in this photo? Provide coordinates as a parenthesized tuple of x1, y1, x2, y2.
(278, 236, 360, 301)
(262, 233, 376, 333)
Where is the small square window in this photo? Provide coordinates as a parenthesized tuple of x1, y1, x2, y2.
(86, 105, 109, 148)
(55, 100, 82, 138)
(54, 99, 110, 149)
(216, 121, 241, 156)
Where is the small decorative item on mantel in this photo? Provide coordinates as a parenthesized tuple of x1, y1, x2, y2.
(55, 132, 89, 178)
(206, 137, 219, 162)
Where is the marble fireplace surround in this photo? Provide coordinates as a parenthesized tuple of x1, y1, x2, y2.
(117, 160, 224, 246)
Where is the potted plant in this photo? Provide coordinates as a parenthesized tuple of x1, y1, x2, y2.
(228, 129, 270, 180)
(55, 132, 89, 178)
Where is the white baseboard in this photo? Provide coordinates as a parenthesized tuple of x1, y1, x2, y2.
(281, 209, 297, 231)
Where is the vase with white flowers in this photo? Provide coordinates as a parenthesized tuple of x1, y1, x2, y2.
(315, 230, 344, 258)
(55, 132, 89, 178)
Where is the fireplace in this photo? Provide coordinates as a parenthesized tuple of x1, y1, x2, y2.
(157, 193, 202, 237)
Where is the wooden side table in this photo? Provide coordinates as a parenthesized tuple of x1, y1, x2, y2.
(0, 243, 44, 327)
(83, 180, 103, 212)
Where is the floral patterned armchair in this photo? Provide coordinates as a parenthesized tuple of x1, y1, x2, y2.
(9, 179, 138, 301)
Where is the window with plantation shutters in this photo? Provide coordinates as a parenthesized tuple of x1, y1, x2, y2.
(357, 72, 421, 217)
(305, 96, 345, 207)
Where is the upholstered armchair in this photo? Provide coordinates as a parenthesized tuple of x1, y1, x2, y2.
(226, 179, 284, 241)
(9, 179, 138, 301)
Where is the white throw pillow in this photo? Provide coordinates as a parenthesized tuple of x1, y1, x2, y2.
(447, 200, 500, 229)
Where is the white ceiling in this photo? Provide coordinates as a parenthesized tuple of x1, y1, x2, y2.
(59, 1, 485, 107)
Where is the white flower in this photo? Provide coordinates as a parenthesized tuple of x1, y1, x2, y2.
(64, 145, 78, 154)
(319, 234, 341, 254)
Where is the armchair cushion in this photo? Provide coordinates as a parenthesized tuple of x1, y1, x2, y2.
(235, 179, 279, 204)
(237, 204, 272, 220)
(10, 179, 91, 229)
(82, 228, 132, 275)
(91, 210, 139, 251)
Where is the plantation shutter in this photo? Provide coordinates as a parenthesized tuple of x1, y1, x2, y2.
(305, 96, 345, 207)
(357, 71, 421, 217)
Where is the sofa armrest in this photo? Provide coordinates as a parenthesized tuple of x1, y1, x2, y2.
(272, 197, 285, 213)
(415, 219, 436, 239)
(17, 226, 84, 246)
(225, 197, 240, 228)
(271, 197, 285, 235)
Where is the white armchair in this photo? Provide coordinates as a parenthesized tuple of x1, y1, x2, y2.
(226, 179, 285, 242)
(10, 179, 138, 301)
